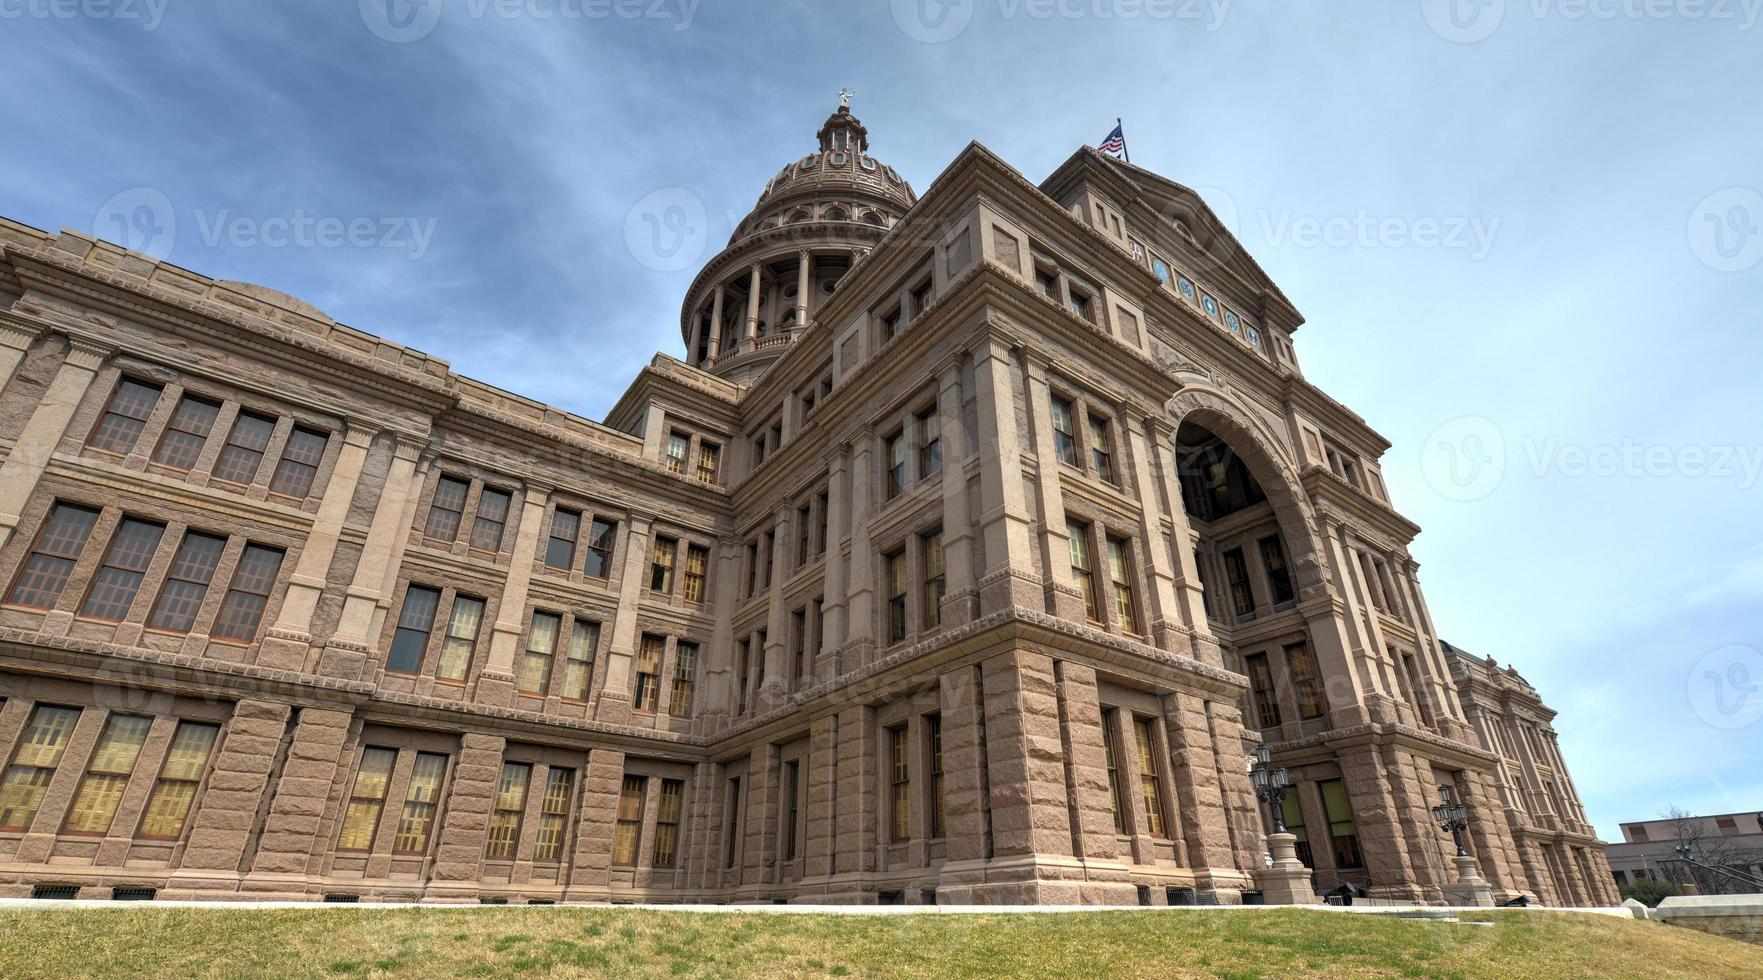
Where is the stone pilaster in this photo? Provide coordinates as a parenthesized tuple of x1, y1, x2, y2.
(817, 446, 850, 676)
(1160, 691, 1240, 894)
(973, 650, 1078, 903)
(0, 320, 44, 393)
(1018, 351, 1084, 620)
(476, 483, 551, 707)
(564, 748, 623, 902)
(831, 704, 877, 883)
(801, 713, 839, 886)
(151, 701, 290, 897)
(936, 361, 978, 627)
(1335, 745, 1426, 902)
(841, 432, 876, 669)
(259, 423, 377, 670)
(971, 337, 1040, 613)
(425, 732, 505, 902)
(598, 514, 653, 724)
(240, 707, 354, 897)
(0, 335, 110, 552)
(318, 437, 423, 679)
(1122, 408, 1182, 651)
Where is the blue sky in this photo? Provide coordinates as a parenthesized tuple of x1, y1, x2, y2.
(2, 1, 1759, 839)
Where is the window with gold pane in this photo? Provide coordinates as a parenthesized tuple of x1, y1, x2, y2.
(0, 705, 82, 831)
(393, 752, 448, 854)
(136, 721, 219, 840)
(63, 714, 152, 834)
(611, 775, 646, 867)
(519, 612, 560, 695)
(337, 747, 396, 852)
(484, 762, 531, 861)
(1133, 717, 1168, 839)
(531, 768, 575, 864)
(652, 778, 684, 868)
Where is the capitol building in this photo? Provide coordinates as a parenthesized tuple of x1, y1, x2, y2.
(0, 104, 1615, 906)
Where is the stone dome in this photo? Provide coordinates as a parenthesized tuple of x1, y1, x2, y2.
(727, 106, 917, 243)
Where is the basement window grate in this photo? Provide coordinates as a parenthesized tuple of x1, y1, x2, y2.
(112, 887, 157, 902)
(31, 885, 79, 900)
(323, 894, 360, 903)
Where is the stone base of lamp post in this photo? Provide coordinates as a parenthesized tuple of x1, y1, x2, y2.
(1441, 854, 1496, 907)
(1254, 833, 1318, 906)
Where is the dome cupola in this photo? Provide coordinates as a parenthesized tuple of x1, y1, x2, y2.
(680, 100, 916, 384)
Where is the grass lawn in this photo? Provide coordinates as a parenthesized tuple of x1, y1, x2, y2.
(1, 906, 1758, 979)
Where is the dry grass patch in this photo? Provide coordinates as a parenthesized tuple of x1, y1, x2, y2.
(0, 906, 1758, 979)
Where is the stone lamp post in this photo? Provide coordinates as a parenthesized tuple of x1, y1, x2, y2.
(1435, 786, 1495, 907)
(1249, 743, 1317, 905)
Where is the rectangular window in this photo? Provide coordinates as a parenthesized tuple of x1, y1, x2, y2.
(633, 634, 664, 712)
(0, 705, 81, 831)
(670, 642, 698, 716)
(89, 379, 163, 454)
(723, 776, 742, 868)
(1320, 779, 1362, 868)
(744, 541, 759, 598)
(683, 544, 708, 603)
(1107, 536, 1137, 633)
(654, 778, 685, 868)
(1134, 718, 1168, 838)
(649, 535, 677, 593)
(665, 432, 689, 475)
(815, 491, 829, 554)
(928, 715, 945, 839)
(763, 529, 776, 587)
(1283, 792, 1312, 867)
(211, 544, 283, 642)
(695, 441, 720, 484)
(1051, 396, 1077, 466)
(531, 767, 574, 863)
(470, 487, 511, 552)
(147, 532, 225, 633)
(484, 762, 531, 860)
(136, 721, 219, 840)
(8, 503, 100, 609)
(1244, 653, 1282, 729)
(62, 714, 152, 834)
(922, 530, 945, 628)
(337, 747, 396, 851)
(1286, 642, 1327, 720)
(1101, 709, 1126, 834)
(80, 518, 165, 621)
(797, 504, 812, 565)
(1068, 521, 1099, 621)
(519, 612, 560, 695)
(435, 595, 485, 683)
(791, 608, 807, 685)
(393, 752, 448, 854)
(583, 518, 617, 578)
(388, 586, 440, 674)
(917, 409, 941, 478)
(424, 476, 470, 540)
(612, 775, 646, 867)
(1068, 286, 1094, 322)
(269, 427, 329, 498)
(882, 306, 902, 340)
(884, 430, 906, 499)
(911, 280, 933, 316)
(545, 508, 580, 569)
(783, 760, 801, 861)
(1089, 415, 1115, 483)
(562, 618, 598, 701)
(886, 549, 908, 644)
(151, 395, 220, 470)
(889, 726, 910, 843)
(211, 411, 275, 485)
(1223, 547, 1256, 617)
(1034, 267, 1059, 298)
(1259, 535, 1295, 605)
(736, 638, 750, 715)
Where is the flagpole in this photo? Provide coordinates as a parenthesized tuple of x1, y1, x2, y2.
(1118, 117, 1129, 164)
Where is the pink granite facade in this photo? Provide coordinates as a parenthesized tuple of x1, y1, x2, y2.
(0, 106, 1614, 906)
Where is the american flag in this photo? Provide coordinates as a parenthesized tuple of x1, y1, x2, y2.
(1097, 123, 1127, 159)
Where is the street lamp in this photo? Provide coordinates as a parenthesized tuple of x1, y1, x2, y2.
(1249, 742, 1291, 833)
(1433, 786, 1470, 857)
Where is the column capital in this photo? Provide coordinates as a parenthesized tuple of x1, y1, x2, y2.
(61, 335, 115, 370)
(340, 421, 381, 448)
(0, 320, 45, 352)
